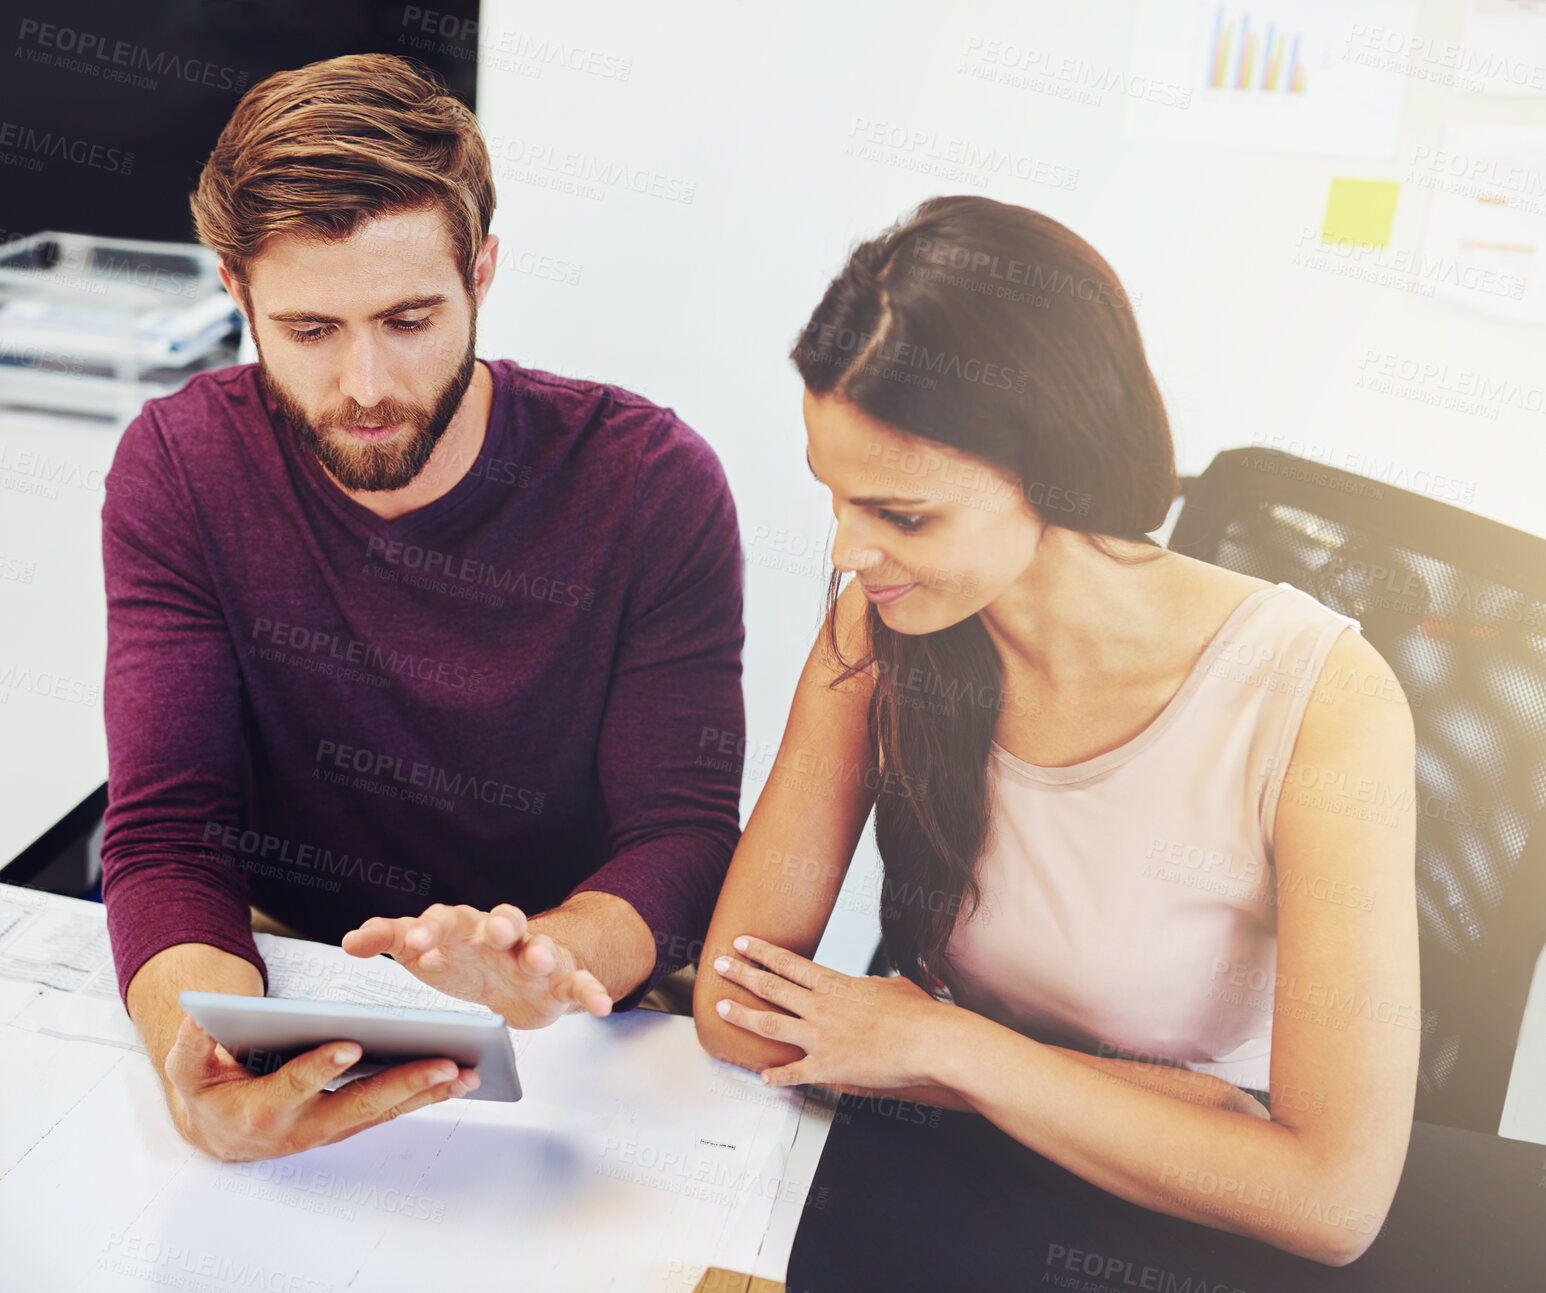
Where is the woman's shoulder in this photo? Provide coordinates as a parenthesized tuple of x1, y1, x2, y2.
(1160, 555, 1278, 645)
(1167, 553, 1276, 606)
(1171, 557, 1403, 725)
(1165, 555, 1368, 639)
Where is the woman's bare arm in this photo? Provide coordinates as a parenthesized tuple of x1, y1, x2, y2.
(697, 580, 1279, 1120)
(694, 579, 879, 1069)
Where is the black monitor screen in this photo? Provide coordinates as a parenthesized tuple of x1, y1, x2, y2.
(1, 0, 481, 247)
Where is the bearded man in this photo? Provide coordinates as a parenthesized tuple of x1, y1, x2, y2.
(100, 53, 744, 1160)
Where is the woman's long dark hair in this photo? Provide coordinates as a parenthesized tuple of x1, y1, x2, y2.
(789, 195, 1179, 993)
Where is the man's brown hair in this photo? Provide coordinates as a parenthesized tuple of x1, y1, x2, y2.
(190, 53, 495, 297)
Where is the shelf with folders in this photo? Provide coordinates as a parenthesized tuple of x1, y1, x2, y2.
(0, 231, 244, 423)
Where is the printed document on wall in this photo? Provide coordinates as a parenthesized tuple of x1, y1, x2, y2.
(1415, 122, 1546, 324)
(1462, 0, 1546, 98)
(1125, 0, 1421, 156)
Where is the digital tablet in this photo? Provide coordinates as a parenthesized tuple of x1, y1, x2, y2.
(179, 991, 522, 1101)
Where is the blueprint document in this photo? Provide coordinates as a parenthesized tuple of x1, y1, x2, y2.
(0, 884, 812, 1291)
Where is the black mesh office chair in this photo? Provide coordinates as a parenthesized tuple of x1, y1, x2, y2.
(1170, 447, 1546, 1134)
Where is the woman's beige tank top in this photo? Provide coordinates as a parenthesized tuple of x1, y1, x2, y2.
(942, 582, 1362, 1091)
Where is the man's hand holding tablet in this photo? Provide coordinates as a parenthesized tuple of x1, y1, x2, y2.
(130, 899, 622, 1163)
(161, 1011, 480, 1163)
(342, 902, 614, 1029)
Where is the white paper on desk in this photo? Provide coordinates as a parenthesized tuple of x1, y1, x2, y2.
(0, 1012, 806, 1293)
(0, 883, 140, 1043)
(0, 884, 108, 990)
(710, 1066, 825, 1278)
(1, 904, 496, 1053)
(0, 885, 50, 1023)
(0, 895, 811, 1289)
(0, 884, 47, 938)
(254, 931, 501, 1016)
(7, 962, 143, 1051)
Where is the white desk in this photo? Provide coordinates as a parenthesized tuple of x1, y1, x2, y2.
(0, 884, 835, 1293)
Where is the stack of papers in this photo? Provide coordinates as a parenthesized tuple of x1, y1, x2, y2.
(0, 884, 813, 1289)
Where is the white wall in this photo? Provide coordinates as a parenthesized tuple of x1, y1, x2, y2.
(471, 0, 1546, 969)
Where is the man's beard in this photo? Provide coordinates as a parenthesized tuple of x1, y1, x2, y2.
(260, 326, 478, 493)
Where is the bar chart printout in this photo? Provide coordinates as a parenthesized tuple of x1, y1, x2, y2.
(1207, 7, 1308, 93)
(1126, 0, 1420, 156)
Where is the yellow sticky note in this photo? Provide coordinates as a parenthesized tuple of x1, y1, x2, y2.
(1320, 178, 1400, 248)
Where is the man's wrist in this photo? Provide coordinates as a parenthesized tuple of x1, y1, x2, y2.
(528, 892, 656, 1004)
(165, 1081, 192, 1137)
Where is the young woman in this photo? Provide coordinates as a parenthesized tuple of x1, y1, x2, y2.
(693, 195, 1419, 1267)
